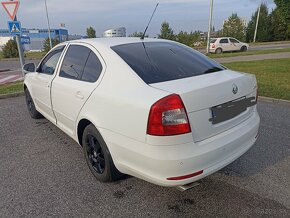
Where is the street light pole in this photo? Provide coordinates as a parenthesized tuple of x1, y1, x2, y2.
(44, 0, 53, 49)
(253, 1, 261, 43)
(206, 0, 213, 54)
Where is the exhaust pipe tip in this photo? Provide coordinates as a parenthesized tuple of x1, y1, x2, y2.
(176, 182, 201, 192)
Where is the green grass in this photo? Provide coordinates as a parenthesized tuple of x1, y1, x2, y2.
(224, 58, 290, 100)
(0, 81, 23, 95)
(208, 48, 290, 58)
(0, 51, 46, 60)
(25, 51, 46, 59)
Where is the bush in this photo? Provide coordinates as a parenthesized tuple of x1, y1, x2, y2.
(2, 39, 19, 58)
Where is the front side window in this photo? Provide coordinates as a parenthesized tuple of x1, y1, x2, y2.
(38, 46, 65, 75)
(59, 45, 103, 82)
(59, 45, 91, 80)
(220, 38, 229, 44)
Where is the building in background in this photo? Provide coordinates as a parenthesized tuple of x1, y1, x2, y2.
(0, 28, 68, 51)
(103, 27, 126, 38)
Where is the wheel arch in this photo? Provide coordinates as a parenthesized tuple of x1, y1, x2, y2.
(215, 47, 223, 53)
(77, 118, 92, 146)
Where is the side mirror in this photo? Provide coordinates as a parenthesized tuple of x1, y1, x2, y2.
(23, 63, 36, 73)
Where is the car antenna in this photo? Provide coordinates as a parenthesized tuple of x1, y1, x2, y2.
(141, 3, 159, 40)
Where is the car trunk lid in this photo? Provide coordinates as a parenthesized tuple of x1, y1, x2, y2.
(150, 70, 257, 142)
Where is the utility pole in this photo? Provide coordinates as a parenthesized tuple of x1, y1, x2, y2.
(253, 1, 261, 43)
(44, 0, 52, 49)
(206, 0, 213, 54)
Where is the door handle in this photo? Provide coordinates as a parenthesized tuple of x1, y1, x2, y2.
(75, 91, 84, 99)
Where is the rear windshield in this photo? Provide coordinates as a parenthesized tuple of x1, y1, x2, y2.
(111, 42, 224, 84)
(210, 38, 217, 43)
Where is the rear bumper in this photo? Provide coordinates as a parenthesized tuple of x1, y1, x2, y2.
(101, 111, 260, 187)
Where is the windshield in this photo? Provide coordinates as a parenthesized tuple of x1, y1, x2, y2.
(111, 42, 225, 84)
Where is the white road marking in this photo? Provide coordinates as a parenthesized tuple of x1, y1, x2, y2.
(0, 75, 18, 84)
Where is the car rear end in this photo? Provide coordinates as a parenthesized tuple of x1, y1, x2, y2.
(111, 39, 260, 186)
(209, 38, 218, 53)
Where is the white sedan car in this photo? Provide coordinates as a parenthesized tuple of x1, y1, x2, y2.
(210, 37, 249, 54)
(23, 38, 260, 188)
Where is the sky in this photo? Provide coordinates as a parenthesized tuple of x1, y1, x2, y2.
(0, 0, 276, 37)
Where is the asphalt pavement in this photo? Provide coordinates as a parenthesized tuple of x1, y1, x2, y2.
(0, 96, 289, 217)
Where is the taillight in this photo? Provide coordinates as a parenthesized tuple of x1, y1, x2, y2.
(211, 44, 216, 48)
(147, 94, 191, 136)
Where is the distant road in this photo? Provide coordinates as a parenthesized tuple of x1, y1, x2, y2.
(197, 42, 290, 54)
(249, 43, 290, 51)
(214, 52, 290, 64)
(0, 59, 40, 71)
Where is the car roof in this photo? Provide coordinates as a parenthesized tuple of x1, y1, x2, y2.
(61, 37, 168, 48)
(215, 37, 238, 39)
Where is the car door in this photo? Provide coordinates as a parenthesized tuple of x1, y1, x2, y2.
(229, 38, 241, 51)
(51, 43, 105, 137)
(31, 45, 66, 123)
(219, 38, 231, 52)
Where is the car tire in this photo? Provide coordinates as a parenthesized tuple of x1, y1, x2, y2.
(215, 48, 223, 54)
(24, 88, 43, 119)
(241, 46, 247, 52)
(82, 124, 122, 182)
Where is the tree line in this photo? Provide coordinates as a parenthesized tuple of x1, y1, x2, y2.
(156, 0, 290, 45)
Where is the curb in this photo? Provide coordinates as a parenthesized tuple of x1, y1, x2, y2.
(0, 69, 10, 72)
(258, 96, 290, 105)
(0, 92, 24, 100)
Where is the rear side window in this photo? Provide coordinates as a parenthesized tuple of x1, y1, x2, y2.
(230, 38, 239, 43)
(59, 45, 102, 82)
(220, 38, 229, 44)
(60, 45, 90, 80)
(82, 52, 103, 83)
(111, 42, 225, 84)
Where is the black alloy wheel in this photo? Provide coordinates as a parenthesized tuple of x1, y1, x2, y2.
(85, 134, 106, 174)
(24, 89, 42, 119)
(82, 124, 122, 182)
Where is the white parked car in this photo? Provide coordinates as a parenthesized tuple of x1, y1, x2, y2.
(23, 38, 259, 188)
(210, 37, 249, 54)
